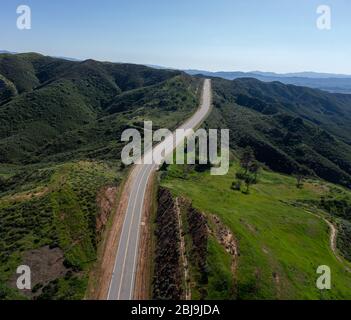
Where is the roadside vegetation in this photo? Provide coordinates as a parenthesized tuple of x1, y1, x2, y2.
(2, 52, 351, 300)
(0, 161, 120, 299)
(0, 53, 201, 300)
(160, 159, 351, 299)
(208, 77, 351, 188)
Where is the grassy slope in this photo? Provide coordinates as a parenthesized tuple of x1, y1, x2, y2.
(0, 161, 120, 299)
(161, 163, 351, 300)
(0, 54, 202, 299)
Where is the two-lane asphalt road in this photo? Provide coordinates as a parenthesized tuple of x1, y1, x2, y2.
(107, 79, 212, 300)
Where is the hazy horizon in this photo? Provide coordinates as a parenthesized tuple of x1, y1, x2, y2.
(1, 0, 350, 73)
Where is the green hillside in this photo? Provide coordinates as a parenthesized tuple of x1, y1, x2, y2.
(155, 77, 351, 300)
(0, 53, 199, 164)
(207, 77, 351, 187)
(160, 161, 351, 299)
(0, 161, 123, 299)
(0, 53, 201, 300)
(1, 52, 351, 300)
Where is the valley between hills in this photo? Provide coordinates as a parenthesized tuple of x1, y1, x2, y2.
(1, 52, 351, 300)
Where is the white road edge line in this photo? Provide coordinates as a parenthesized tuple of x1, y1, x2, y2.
(108, 79, 211, 300)
(107, 167, 140, 299)
(116, 166, 150, 299)
(129, 165, 155, 299)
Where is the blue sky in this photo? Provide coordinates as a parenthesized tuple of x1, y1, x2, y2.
(1, 0, 350, 73)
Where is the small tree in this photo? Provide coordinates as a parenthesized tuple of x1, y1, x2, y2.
(249, 160, 261, 183)
(234, 147, 261, 193)
(243, 175, 255, 194)
(231, 180, 242, 191)
(296, 174, 304, 189)
(240, 147, 255, 175)
(160, 161, 169, 172)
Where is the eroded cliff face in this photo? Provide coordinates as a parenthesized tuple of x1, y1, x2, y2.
(153, 188, 183, 300)
(153, 188, 238, 300)
(96, 186, 118, 237)
(153, 189, 209, 300)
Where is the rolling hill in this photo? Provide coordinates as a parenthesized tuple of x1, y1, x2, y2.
(0, 53, 199, 164)
(205, 77, 351, 188)
(156, 76, 351, 300)
(0, 53, 201, 300)
(1, 52, 351, 300)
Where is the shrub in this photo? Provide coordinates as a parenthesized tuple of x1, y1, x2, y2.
(231, 180, 241, 191)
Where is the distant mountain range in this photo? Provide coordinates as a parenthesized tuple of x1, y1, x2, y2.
(0, 50, 81, 62)
(145, 65, 351, 94)
(248, 71, 351, 79)
(184, 69, 351, 94)
(3, 50, 351, 94)
(186, 70, 351, 79)
(0, 50, 17, 55)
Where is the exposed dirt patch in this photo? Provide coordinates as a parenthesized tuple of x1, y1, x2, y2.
(304, 182, 330, 195)
(272, 272, 281, 298)
(96, 186, 118, 236)
(209, 215, 239, 275)
(240, 218, 258, 234)
(4, 187, 49, 203)
(152, 191, 240, 300)
(273, 272, 280, 284)
(9, 246, 67, 298)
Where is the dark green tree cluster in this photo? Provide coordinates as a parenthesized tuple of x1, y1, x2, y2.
(232, 147, 261, 194)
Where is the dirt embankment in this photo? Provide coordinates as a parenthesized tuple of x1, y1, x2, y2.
(209, 215, 239, 284)
(152, 189, 209, 300)
(152, 189, 239, 300)
(96, 186, 118, 237)
(153, 188, 183, 300)
(9, 246, 68, 299)
(154, 194, 210, 300)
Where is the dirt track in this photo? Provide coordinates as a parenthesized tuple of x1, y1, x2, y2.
(306, 210, 351, 273)
(322, 217, 351, 272)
